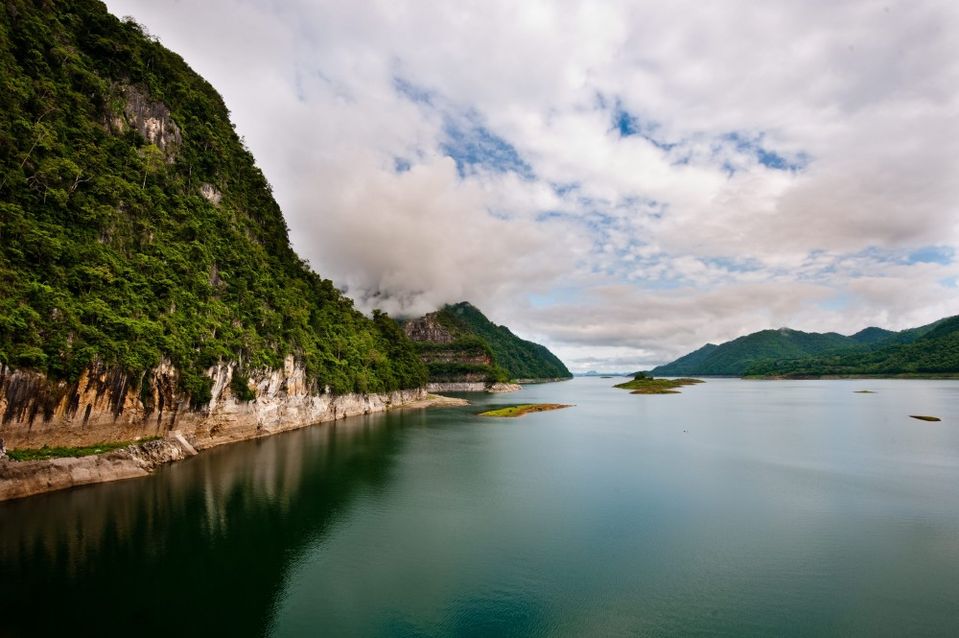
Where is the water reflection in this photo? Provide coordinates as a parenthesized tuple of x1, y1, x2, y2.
(3, 379, 959, 637)
(0, 410, 420, 637)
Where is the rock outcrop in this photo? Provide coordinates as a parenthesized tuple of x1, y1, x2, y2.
(403, 313, 456, 343)
(0, 357, 435, 500)
(108, 84, 182, 157)
(0, 433, 197, 501)
(0, 357, 425, 451)
(403, 302, 571, 389)
(402, 312, 511, 392)
(426, 382, 521, 393)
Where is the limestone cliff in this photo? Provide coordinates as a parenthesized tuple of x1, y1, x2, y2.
(0, 357, 425, 452)
(0, 0, 428, 423)
(402, 302, 571, 390)
(403, 313, 457, 344)
(403, 311, 508, 391)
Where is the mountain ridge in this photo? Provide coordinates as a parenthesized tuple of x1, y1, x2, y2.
(653, 316, 959, 377)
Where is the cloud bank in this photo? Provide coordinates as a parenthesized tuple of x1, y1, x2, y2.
(106, 0, 959, 370)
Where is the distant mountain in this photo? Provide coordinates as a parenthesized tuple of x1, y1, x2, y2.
(653, 316, 959, 377)
(748, 316, 959, 376)
(653, 329, 852, 376)
(849, 327, 895, 345)
(403, 302, 572, 384)
(649, 343, 719, 376)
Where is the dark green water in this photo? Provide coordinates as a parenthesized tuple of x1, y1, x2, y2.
(2, 377, 959, 637)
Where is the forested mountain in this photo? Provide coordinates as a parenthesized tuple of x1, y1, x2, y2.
(653, 317, 959, 377)
(403, 302, 571, 383)
(0, 0, 425, 401)
(746, 316, 959, 376)
(646, 343, 717, 376)
(653, 329, 853, 376)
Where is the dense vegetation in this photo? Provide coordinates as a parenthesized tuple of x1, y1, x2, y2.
(0, 0, 426, 398)
(745, 316, 959, 376)
(653, 316, 958, 377)
(431, 302, 572, 380)
(649, 343, 718, 376)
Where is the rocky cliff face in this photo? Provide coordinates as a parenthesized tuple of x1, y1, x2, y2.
(426, 382, 521, 393)
(0, 357, 425, 451)
(402, 311, 512, 392)
(108, 84, 182, 157)
(403, 313, 455, 343)
(416, 349, 492, 366)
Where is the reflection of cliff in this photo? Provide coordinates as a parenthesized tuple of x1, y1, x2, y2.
(0, 409, 419, 637)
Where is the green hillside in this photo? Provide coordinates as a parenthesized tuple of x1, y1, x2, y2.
(436, 303, 572, 380)
(655, 316, 959, 377)
(653, 329, 853, 376)
(645, 343, 717, 376)
(405, 302, 571, 382)
(849, 327, 895, 345)
(746, 316, 959, 376)
(0, 0, 426, 400)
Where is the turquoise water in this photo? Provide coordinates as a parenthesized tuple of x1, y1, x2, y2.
(2, 377, 958, 636)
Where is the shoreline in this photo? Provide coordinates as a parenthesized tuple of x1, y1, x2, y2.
(742, 373, 959, 380)
(653, 374, 959, 380)
(0, 392, 463, 502)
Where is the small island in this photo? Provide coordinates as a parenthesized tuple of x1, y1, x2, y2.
(479, 404, 573, 417)
(614, 374, 705, 394)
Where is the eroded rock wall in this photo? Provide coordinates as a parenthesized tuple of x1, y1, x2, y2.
(0, 357, 425, 451)
(402, 313, 455, 343)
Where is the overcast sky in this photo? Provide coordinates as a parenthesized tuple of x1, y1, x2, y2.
(105, 0, 959, 371)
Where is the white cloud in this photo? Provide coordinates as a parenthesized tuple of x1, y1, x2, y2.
(106, 0, 959, 370)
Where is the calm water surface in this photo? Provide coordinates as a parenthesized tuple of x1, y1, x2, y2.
(2, 377, 959, 637)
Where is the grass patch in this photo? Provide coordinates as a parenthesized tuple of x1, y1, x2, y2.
(854, 390, 876, 394)
(909, 415, 942, 422)
(614, 377, 704, 394)
(6, 437, 161, 462)
(478, 403, 572, 418)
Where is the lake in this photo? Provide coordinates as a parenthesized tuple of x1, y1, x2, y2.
(2, 377, 958, 637)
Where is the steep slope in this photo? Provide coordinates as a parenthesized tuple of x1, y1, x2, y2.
(403, 302, 571, 385)
(653, 329, 853, 376)
(0, 1, 426, 446)
(439, 303, 572, 380)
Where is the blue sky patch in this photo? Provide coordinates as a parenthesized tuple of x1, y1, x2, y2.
(703, 256, 763, 273)
(393, 77, 434, 106)
(441, 117, 534, 178)
(551, 181, 580, 197)
(819, 293, 851, 311)
(907, 245, 954, 265)
(722, 131, 809, 171)
(611, 102, 675, 151)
